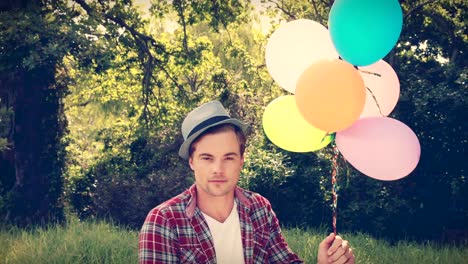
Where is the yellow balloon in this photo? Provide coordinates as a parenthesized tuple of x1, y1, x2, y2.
(263, 95, 332, 152)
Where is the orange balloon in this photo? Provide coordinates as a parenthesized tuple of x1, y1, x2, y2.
(295, 60, 366, 132)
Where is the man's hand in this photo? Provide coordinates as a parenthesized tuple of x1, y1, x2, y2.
(317, 233, 355, 264)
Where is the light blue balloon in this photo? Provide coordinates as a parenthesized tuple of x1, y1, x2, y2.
(328, 0, 403, 66)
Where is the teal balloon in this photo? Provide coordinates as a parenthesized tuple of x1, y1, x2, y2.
(328, 0, 403, 66)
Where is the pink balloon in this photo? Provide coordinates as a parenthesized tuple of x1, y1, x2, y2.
(358, 60, 400, 118)
(336, 117, 420, 181)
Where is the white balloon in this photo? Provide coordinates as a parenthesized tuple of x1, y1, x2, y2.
(265, 19, 339, 94)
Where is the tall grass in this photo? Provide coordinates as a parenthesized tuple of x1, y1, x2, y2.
(1, 220, 467, 263)
(1, 219, 137, 264)
(283, 228, 468, 264)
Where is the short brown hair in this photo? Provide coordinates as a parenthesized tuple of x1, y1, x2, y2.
(189, 123, 246, 158)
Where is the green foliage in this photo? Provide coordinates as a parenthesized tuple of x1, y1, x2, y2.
(0, 100, 12, 216)
(0, 102, 11, 152)
(261, 0, 331, 25)
(151, 0, 251, 30)
(0, 0, 458, 245)
(0, 0, 68, 224)
(66, 120, 192, 228)
(241, 136, 333, 228)
(64, 0, 274, 228)
(0, 101, 13, 209)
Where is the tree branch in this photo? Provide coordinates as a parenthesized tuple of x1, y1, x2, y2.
(267, 0, 297, 20)
(404, 0, 439, 19)
(174, 0, 189, 53)
(73, 0, 186, 124)
(73, 0, 166, 53)
(310, 0, 324, 25)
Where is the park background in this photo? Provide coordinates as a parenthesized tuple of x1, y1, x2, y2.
(0, 0, 467, 262)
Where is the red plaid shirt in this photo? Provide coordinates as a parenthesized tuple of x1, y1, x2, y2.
(138, 184, 302, 263)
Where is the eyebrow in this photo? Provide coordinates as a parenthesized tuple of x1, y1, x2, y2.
(198, 152, 239, 158)
(198, 153, 213, 158)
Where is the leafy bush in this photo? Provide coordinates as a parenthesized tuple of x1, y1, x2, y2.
(67, 129, 193, 229)
(240, 135, 332, 228)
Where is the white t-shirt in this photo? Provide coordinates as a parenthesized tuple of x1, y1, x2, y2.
(202, 201, 245, 264)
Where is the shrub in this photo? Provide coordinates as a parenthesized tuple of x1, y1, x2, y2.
(67, 132, 192, 229)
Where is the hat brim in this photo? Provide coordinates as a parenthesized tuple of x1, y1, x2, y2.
(178, 118, 247, 160)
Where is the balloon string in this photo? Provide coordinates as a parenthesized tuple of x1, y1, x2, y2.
(365, 86, 384, 116)
(358, 69, 385, 117)
(331, 144, 340, 235)
(359, 69, 382, 77)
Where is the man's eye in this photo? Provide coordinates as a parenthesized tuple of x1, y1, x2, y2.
(201, 157, 212, 160)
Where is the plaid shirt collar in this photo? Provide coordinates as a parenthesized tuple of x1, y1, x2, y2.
(184, 184, 252, 219)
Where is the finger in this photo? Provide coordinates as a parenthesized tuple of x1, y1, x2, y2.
(345, 248, 355, 264)
(329, 240, 350, 262)
(331, 253, 349, 264)
(319, 233, 335, 253)
(331, 247, 354, 264)
(328, 246, 345, 262)
(327, 235, 344, 255)
(345, 254, 355, 264)
(320, 233, 335, 247)
(341, 240, 350, 251)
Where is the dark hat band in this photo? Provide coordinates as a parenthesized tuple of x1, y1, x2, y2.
(187, 115, 230, 139)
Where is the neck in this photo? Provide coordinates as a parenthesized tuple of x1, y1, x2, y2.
(196, 187, 235, 223)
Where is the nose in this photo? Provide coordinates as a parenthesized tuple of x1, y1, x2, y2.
(212, 159, 224, 175)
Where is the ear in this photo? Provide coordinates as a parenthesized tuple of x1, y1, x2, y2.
(189, 157, 195, 170)
(240, 155, 245, 167)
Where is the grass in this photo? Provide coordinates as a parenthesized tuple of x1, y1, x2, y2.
(1, 219, 137, 264)
(283, 228, 468, 264)
(1, 219, 467, 263)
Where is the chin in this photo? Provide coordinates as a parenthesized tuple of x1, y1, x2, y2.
(208, 188, 234, 197)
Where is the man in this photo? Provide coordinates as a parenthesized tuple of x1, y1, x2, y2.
(139, 101, 355, 264)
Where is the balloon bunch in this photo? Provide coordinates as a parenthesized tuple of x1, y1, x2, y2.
(263, 0, 421, 181)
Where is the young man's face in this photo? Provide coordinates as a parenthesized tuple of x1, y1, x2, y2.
(189, 128, 244, 199)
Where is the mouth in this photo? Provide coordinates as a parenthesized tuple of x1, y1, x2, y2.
(208, 179, 227, 183)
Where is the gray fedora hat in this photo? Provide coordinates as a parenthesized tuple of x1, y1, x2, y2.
(178, 101, 247, 159)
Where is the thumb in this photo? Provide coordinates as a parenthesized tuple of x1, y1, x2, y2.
(317, 233, 336, 264)
(319, 233, 335, 250)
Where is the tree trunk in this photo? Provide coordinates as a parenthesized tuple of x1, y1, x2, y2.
(4, 66, 65, 226)
(0, 0, 65, 226)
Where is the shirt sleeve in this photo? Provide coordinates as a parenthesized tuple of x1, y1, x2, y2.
(138, 207, 179, 264)
(266, 203, 304, 264)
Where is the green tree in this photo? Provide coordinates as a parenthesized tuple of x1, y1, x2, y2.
(0, 0, 155, 226)
(63, 0, 265, 227)
(3, 0, 465, 243)
(0, 0, 72, 226)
